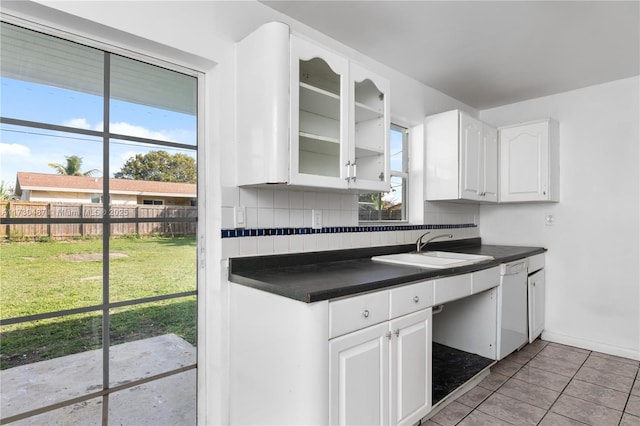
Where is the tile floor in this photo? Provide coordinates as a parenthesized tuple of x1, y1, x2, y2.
(425, 339, 640, 426)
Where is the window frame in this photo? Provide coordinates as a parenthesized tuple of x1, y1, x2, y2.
(359, 122, 409, 223)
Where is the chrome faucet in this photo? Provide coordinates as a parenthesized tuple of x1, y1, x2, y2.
(416, 232, 453, 253)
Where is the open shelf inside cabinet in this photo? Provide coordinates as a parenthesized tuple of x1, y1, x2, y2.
(355, 101, 383, 122)
(300, 82, 340, 121)
(299, 134, 340, 178)
(354, 78, 383, 113)
(355, 117, 385, 155)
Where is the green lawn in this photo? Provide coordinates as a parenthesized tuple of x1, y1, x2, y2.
(0, 236, 197, 369)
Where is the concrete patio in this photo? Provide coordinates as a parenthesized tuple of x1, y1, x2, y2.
(1, 334, 196, 425)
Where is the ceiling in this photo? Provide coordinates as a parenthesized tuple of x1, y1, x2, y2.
(262, 1, 640, 109)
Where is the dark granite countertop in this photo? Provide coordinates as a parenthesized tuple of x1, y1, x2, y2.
(228, 238, 545, 303)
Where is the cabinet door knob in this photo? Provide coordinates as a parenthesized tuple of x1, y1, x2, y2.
(362, 309, 370, 318)
(413, 296, 420, 303)
(393, 328, 400, 337)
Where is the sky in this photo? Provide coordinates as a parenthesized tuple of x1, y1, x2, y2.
(0, 77, 197, 189)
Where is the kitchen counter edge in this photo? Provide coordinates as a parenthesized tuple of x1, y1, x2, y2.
(228, 238, 546, 303)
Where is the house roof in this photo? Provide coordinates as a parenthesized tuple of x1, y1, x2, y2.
(15, 172, 196, 198)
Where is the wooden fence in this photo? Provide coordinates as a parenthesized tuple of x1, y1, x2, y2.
(0, 201, 197, 240)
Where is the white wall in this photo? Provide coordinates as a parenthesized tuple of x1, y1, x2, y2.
(479, 76, 640, 360)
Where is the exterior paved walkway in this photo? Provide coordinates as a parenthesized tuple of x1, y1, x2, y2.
(1, 334, 196, 425)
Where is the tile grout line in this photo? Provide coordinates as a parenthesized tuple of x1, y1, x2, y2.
(552, 350, 637, 423)
(533, 345, 639, 425)
(439, 341, 638, 426)
(533, 345, 591, 425)
(619, 367, 640, 425)
(454, 341, 545, 425)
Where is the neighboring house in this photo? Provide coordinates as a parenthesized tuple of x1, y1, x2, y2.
(14, 172, 196, 206)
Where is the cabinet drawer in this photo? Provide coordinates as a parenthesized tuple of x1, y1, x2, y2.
(528, 253, 545, 274)
(471, 266, 500, 294)
(329, 290, 390, 338)
(390, 281, 433, 319)
(433, 274, 471, 305)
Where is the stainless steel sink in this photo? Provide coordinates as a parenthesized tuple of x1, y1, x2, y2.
(371, 251, 494, 269)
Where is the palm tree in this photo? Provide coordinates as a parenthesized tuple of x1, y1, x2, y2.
(48, 155, 100, 176)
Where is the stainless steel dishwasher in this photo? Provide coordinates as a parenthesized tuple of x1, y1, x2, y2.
(497, 259, 529, 360)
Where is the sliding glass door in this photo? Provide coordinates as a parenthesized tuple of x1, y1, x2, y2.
(0, 22, 199, 425)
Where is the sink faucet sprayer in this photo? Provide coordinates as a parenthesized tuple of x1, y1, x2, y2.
(415, 232, 453, 253)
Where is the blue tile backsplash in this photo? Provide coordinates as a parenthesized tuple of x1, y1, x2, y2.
(222, 223, 477, 238)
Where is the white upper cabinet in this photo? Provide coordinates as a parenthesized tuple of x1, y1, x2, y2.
(236, 22, 390, 192)
(425, 110, 498, 203)
(291, 36, 349, 189)
(350, 63, 390, 192)
(498, 119, 559, 202)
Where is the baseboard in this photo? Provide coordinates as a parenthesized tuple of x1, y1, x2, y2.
(542, 330, 639, 361)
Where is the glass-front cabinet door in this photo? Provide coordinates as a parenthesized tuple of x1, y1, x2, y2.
(351, 63, 390, 192)
(290, 36, 349, 189)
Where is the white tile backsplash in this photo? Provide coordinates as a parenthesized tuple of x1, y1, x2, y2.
(274, 191, 289, 209)
(425, 201, 479, 226)
(245, 207, 258, 229)
(223, 226, 481, 259)
(238, 235, 257, 256)
(257, 189, 274, 208)
(290, 209, 304, 227)
(303, 191, 317, 209)
(256, 236, 274, 255)
(221, 186, 480, 260)
(257, 208, 274, 228)
(239, 188, 258, 208)
(273, 235, 290, 254)
(316, 192, 329, 208)
(289, 235, 304, 253)
(289, 191, 304, 209)
(274, 208, 290, 227)
(224, 187, 359, 229)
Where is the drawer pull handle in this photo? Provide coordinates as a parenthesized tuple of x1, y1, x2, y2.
(362, 309, 370, 318)
(413, 296, 420, 303)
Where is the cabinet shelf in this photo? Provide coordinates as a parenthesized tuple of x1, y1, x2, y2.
(300, 82, 340, 121)
(355, 145, 384, 157)
(355, 101, 384, 122)
(299, 132, 340, 156)
(299, 131, 339, 145)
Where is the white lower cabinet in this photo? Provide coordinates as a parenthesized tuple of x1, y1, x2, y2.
(390, 309, 432, 426)
(329, 322, 390, 426)
(528, 268, 545, 343)
(229, 273, 508, 425)
(329, 308, 432, 426)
